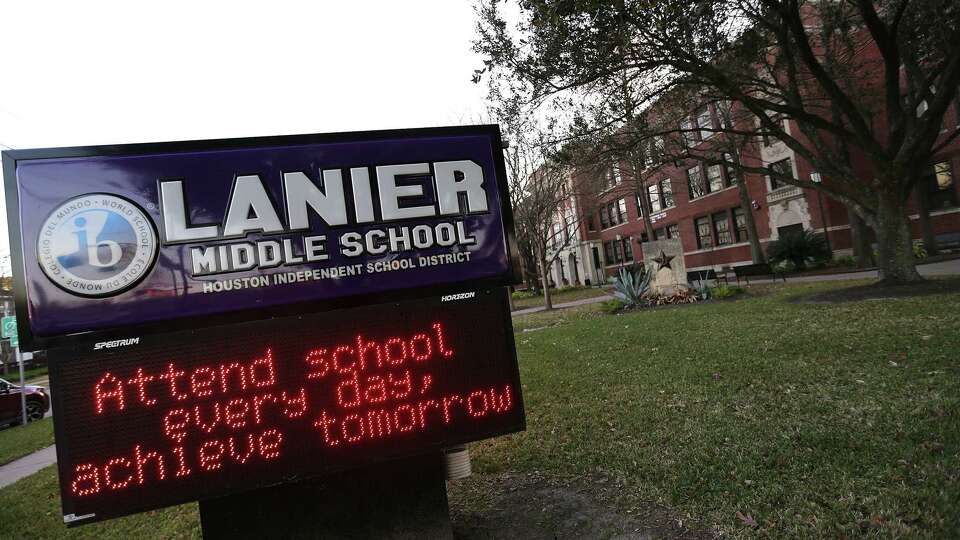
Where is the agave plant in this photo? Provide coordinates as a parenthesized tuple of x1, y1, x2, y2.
(609, 264, 652, 308)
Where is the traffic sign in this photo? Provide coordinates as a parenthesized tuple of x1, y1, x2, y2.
(9, 333, 18, 348)
(1, 316, 16, 340)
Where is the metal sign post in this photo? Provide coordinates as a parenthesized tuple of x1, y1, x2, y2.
(16, 346, 26, 426)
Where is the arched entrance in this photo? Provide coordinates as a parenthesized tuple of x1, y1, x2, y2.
(776, 209, 804, 238)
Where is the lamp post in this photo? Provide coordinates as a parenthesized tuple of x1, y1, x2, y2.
(810, 172, 833, 255)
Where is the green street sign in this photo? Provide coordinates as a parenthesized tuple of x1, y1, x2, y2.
(1, 316, 16, 339)
(8, 333, 17, 348)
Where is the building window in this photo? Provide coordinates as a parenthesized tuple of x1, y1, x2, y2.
(600, 199, 627, 229)
(689, 163, 729, 200)
(723, 153, 739, 185)
(667, 223, 680, 239)
(717, 100, 733, 129)
(929, 161, 957, 209)
(636, 194, 645, 216)
(713, 212, 733, 246)
(660, 178, 675, 207)
(605, 164, 623, 190)
(622, 239, 633, 260)
(768, 157, 793, 191)
(587, 216, 596, 232)
(603, 241, 615, 264)
(681, 118, 697, 147)
(653, 227, 666, 240)
(653, 136, 665, 163)
(762, 116, 785, 147)
(706, 164, 725, 192)
(687, 165, 707, 200)
(698, 108, 714, 139)
(647, 184, 662, 212)
(733, 207, 749, 242)
(695, 217, 713, 249)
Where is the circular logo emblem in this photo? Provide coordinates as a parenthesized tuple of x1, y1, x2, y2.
(37, 194, 158, 297)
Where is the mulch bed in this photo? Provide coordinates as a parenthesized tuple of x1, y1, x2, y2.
(448, 472, 718, 539)
(795, 277, 960, 303)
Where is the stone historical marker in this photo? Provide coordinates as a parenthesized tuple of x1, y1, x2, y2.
(640, 239, 688, 295)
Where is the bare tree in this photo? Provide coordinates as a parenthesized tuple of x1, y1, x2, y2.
(494, 101, 601, 309)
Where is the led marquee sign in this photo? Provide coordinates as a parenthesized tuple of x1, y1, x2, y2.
(49, 289, 524, 525)
(2, 126, 515, 350)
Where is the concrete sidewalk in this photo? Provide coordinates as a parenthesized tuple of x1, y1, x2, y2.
(0, 445, 56, 489)
(725, 257, 960, 285)
(512, 293, 613, 316)
(512, 258, 960, 316)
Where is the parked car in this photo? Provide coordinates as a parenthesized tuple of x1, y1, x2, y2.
(0, 377, 49, 426)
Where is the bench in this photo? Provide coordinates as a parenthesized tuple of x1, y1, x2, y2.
(686, 269, 729, 287)
(733, 263, 787, 285)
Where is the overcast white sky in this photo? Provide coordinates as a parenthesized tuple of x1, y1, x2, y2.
(0, 0, 491, 273)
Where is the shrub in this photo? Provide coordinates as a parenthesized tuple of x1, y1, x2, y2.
(831, 255, 858, 267)
(913, 241, 928, 260)
(766, 230, 831, 270)
(711, 284, 744, 299)
(609, 264, 651, 308)
(691, 271, 712, 299)
(600, 299, 626, 314)
(511, 289, 539, 300)
(648, 288, 699, 305)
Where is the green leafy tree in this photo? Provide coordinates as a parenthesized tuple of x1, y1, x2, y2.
(475, 0, 960, 283)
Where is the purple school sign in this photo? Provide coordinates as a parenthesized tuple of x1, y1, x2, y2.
(3, 126, 516, 349)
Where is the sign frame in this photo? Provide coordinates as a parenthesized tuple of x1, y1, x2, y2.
(48, 286, 525, 526)
(2, 125, 520, 351)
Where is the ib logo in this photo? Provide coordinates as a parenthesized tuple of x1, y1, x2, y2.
(37, 194, 158, 297)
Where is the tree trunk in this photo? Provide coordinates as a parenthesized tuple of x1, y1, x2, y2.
(631, 160, 655, 243)
(539, 251, 553, 310)
(874, 192, 922, 283)
(521, 243, 538, 291)
(846, 205, 874, 268)
(735, 176, 765, 263)
(914, 184, 939, 256)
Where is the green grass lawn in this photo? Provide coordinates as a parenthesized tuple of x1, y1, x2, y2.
(511, 286, 610, 310)
(22, 365, 49, 382)
(1, 281, 957, 538)
(479, 281, 960, 537)
(0, 417, 54, 466)
(0, 466, 199, 539)
(1, 365, 48, 384)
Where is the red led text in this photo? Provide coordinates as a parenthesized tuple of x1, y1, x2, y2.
(70, 321, 517, 500)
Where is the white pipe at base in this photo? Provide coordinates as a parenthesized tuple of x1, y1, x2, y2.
(443, 446, 471, 480)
